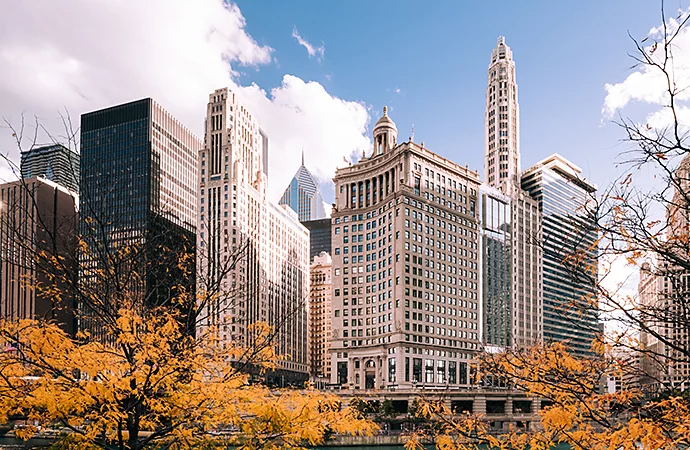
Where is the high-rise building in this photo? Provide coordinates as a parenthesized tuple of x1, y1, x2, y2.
(310, 252, 333, 384)
(521, 154, 598, 356)
(330, 107, 481, 390)
(279, 153, 326, 222)
(485, 37, 519, 194)
(80, 99, 200, 333)
(479, 185, 511, 348)
(483, 37, 543, 349)
(637, 155, 690, 392)
(0, 177, 78, 336)
(21, 144, 80, 194)
(302, 218, 332, 260)
(197, 88, 309, 384)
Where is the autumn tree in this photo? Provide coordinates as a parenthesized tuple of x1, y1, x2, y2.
(0, 116, 376, 449)
(405, 3, 690, 449)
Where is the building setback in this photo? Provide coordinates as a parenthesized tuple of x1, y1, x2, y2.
(21, 144, 80, 194)
(483, 37, 543, 349)
(330, 107, 481, 390)
(0, 177, 78, 336)
(197, 88, 309, 384)
(521, 154, 598, 356)
(79, 99, 200, 335)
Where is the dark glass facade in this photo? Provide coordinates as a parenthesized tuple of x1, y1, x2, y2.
(80, 99, 197, 335)
(480, 187, 512, 348)
(21, 144, 80, 194)
(522, 162, 599, 356)
(302, 218, 331, 260)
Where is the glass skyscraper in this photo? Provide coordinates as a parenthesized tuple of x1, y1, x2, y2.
(480, 185, 512, 349)
(21, 144, 80, 194)
(79, 99, 200, 334)
(279, 153, 326, 222)
(302, 218, 332, 261)
(521, 154, 599, 356)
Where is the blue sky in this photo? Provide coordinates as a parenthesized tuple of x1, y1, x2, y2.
(0, 0, 683, 203)
(236, 0, 670, 200)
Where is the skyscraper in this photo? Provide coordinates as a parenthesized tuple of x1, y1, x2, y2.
(483, 37, 542, 349)
(302, 218, 332, 260)
(310, 252, 333, 384)
(21, 144, 80, 194)
(330, 107, 481, 390)
(485, 37, 519, 194)
(0, 177, 78, 336)
(80, 99, 200, 333)
(521, 154, 598, 356)
(637, 154, 690, 392)
(197, 88, 310, 384)
(479, 185, 511, 348)
(279, 153, 326, 222)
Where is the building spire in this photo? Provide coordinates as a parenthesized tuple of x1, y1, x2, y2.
(485, 36, 519, 193)
(301, 147, 305, 167)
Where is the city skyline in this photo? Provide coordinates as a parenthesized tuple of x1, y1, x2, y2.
(0, 1, 676, 208)
(1, 3, 690, 447)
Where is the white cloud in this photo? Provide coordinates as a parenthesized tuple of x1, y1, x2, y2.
(603, 8, 690, 126)
(291, 27, 325, 61)
(0, 0, 368, 203)
(238, 75, 369, 199)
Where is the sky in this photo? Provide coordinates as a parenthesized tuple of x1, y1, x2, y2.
(0, 0, 681, 199)
(1, 0, 689, 308)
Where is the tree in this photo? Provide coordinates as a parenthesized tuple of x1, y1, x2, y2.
(0, 117, 376, 449)
(0, 309, 375, 450)
(405, 3, 690, 449)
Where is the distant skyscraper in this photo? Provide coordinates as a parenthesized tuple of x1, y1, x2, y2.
(521, 154, 599, 356)
(21, 144, 80, 194)
(197, 88, 309, 384)
(330, 107, 481, 390)
(80, 99, 200, 333)
(0, 177, 78, 336)
(483, 37, 542, 349)
(279, 153, 326, 222)
(310, 252, 333, 384)
(302, 218, 332, 260)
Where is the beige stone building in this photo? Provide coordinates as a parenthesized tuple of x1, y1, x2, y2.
(330, 107, 481, 390)
(310, 252, 332, 383)
(197, 88, 310, 384)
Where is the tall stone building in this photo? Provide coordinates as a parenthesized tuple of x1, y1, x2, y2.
(197, 88, 309, 384)
(79, 99, 200, 335)
(279, 153, 326, 222)
(521, 154, 598, 356)
(637, 154, 690, 392)
(310, 252, 333, 384)
(330, 107, 481, 390)
(483, 37, 542, 349)
(21, 144, 80, 194)
(0, 178, 78, 336)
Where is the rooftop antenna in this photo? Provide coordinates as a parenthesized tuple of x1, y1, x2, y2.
(410, 124, 415, 143)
